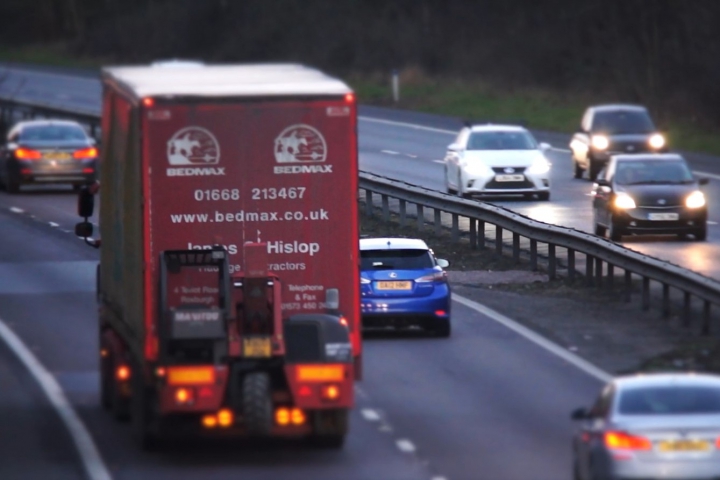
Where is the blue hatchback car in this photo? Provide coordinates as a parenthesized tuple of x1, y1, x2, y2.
(360, 238, 451, 337)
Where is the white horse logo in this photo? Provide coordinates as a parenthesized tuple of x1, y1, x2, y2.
(274, 124, 326, 164)
(167, 127, 220, 165)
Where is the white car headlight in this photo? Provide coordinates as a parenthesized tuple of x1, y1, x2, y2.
(464, 161, 493, 177)
(649, 133, 665, 149)
(614, 192, 636, 209)
(591, 135, 609, 150)
(686, 191, 706, 209)
(526, 157, 551, 175)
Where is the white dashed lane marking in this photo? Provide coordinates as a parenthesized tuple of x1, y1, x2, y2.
(396, 439, 417, 453)
(9, 207, 24, 214)
(381, 150, 400, 155)
(361, 408, 381, 422)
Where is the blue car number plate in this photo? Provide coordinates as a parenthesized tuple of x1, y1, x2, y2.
(376, 281, 412, 291)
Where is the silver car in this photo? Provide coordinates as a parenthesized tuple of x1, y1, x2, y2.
(572, 373, 720, 480)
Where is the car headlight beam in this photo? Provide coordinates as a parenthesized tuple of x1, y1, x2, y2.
(649, 133, 665, 150)
(614, 192, 636, 209)
(591, 135, 609, 150)
(526, 157, 551, 175)
(686, 190, 706, 209)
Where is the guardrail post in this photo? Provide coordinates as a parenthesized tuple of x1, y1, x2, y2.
(469, 219, 477, 249)
(642, 277, 650, 311)
(381, 195, 390, 221)
(452, 214, 459, 242)
(568, 249, 575, 281)
(365, 190, 373, 216)
(595, 257, 603, 288)
(416, 205, 424, 230)
(495, 226, 503, 255)
(530, 239, 537, 271)
(399, 200, 407, 227)
(548, 244, 556, 280)
(585, 255, 594, 287)
(702, 301, 711, 335)
(662, 284, 671, 319)
(683, 292, 691, 328)
(478, 221, 485, 249)
(624, 270, 632, 302)
(607, 264, 614, 290)
(434, 209, 442, 235)
(512, 233, 520, 263)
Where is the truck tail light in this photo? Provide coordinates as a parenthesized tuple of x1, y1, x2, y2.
(276, 408, 290, 426)
(345, 93, 355, 103)
(15, 147, 42, 160)
(175, 387, 194, 405)
(73, 147, 98, 159)
(298, 385, 312, 397)
(116, 365, 131, 381)
(297, 365, 344, 382)
(604, 431, 651, 450)
(290, 408, 306, 425)
(217, 409, 234, 427)
(321, 384, 341, 402)
(202, 415, 218, 428)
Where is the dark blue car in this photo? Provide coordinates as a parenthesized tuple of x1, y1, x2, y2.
(360, 238, 451, 337)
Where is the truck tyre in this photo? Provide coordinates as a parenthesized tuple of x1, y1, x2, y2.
(242, 372, 272, 436)
(433, 318, 451, 338)
(131, 360, 162, 451)
(310, 409, 348, 449)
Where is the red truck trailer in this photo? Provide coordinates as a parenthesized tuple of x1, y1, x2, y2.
(76, 63, 360, 449)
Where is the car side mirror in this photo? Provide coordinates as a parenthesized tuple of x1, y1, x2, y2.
(538, 142, 551, 151)
(77, 185, 95, 218)
(595, 179, 610, 188)
(699, 177, 710, 186)
(75, 221, 93, 238)
(571, 407, 589, 421)
(437, 259, 450, 268)
(447, 143, 462, 152)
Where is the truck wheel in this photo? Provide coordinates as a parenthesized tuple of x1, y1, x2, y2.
(131, 361, 162, 451)
(242, 372, 272, 436)
(433, 319, 451, 338)
(310, 409, 348, 449)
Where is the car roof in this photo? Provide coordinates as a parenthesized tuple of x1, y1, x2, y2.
(12, 119, 85, 130)
(590, 104, 648, 112)
(611, 153, 686, 163)
(103, 63, 352, 98)
(613, 372, 720, 390)
(468, 124, 528, 133)
(359, 237, 430, 251)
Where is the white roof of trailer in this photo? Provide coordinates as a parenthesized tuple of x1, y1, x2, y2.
(102, 63, 353, 98)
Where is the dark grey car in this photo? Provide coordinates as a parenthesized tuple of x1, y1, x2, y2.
(0, 119, 98, 193)
(570, 105, 668, 181)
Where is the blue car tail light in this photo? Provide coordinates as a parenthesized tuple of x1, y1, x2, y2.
(415, 271, 447, 283)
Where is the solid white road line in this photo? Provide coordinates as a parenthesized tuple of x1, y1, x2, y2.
(360, 116, 456, 135)
(692, 170, 720, 181)
(0, 316, 112, 480)
(452, 294, 613, 383)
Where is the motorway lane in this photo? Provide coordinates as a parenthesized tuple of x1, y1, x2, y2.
(358, 113, 720, 278)
(0, 175, 609, 480)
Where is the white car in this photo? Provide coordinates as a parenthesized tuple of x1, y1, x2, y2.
(444, 124, 552, 200)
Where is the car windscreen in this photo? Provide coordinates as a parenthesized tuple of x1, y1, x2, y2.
(467, 131, 537, 150)
(592, 110, 655, 134)
(361, 249, 435, 270)
(19, 124, 88, 142)
(613, 160, 694, 185)
(618, 386, 720, 415)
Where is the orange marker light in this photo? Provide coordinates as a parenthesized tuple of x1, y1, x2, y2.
(345, 93, 355, 103)
(100, 349, 108, 358)
(218, 409, 234, 428)
(290, 408, 306, 425)
(116, 365, 131, 381)
(155, 367, 166, 377)
(275, 408, 290, 426)
(142, 97, 155, 107)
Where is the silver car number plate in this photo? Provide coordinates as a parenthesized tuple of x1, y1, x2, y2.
(648, 213, 679, 221)
(494, 174, 525, 182)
